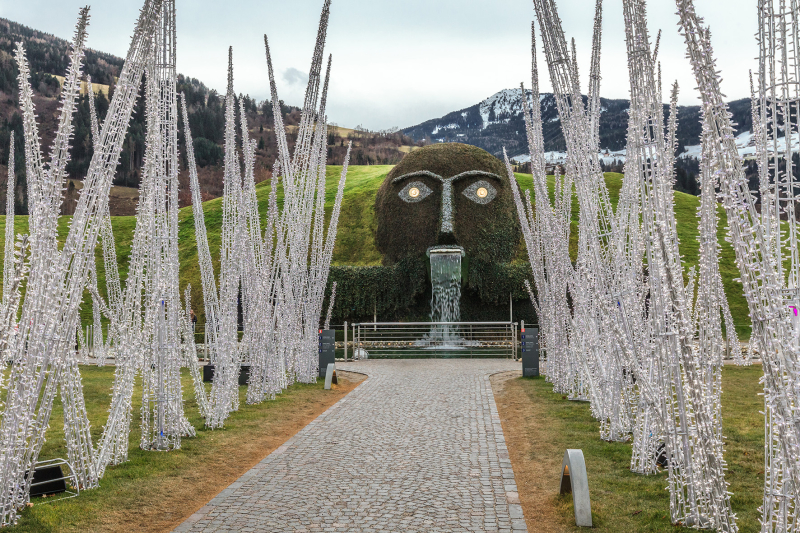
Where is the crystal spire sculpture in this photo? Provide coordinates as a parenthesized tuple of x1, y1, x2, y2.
(0, 236, 28, 364)
(0, 133, 19, 365)
(324, 281, 337, 331)
(520, 0, 740, 527)
(693, 127, 745, 376)
(531, 0, 640, 443)
(0, 0, 165, 523)
(622, 0, 736, 526)
(182, 285, 209, 419)
(2, 134, 15, 313)
(506, 23, 576, 401)
(138, 0, 192, 450)
(180, 0, 348, 420)
(205, 47, 245, 428)
(260, 0, 349, 389)
(676, 0, 800, 529)
(743, 0, 799, 528)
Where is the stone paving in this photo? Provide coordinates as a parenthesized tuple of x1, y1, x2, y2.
(174, 359, 527, 532)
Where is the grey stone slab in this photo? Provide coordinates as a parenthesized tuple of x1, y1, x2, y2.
(173, 359, 527, 532)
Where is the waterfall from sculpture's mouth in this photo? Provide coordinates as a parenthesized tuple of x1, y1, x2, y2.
(428, 248, 462, 345)
(430, 250, 462, 322)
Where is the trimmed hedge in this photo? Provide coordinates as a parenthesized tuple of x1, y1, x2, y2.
(331, 144, 531, 325)
(324, 257, 538, 325)
(468, 259, 534, 304)
(326, 256, 428, 323)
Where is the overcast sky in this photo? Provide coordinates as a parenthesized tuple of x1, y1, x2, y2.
(1, 0, 757, 130)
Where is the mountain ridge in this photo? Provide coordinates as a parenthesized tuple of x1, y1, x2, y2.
(402, 88, 753, 160)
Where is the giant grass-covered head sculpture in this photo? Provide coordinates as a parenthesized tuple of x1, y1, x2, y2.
(375, 143, 520, 264)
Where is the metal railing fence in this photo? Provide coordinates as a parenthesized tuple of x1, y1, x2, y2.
(351, 322, 518, 359)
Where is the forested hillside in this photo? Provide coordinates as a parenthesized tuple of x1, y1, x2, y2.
(0, 13, 305, 215)
(0, 17, 424, 216)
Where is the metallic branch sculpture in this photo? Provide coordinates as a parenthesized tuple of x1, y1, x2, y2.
(255, 0, 349, 394)
(138, 0, 192, 449)
(0, 0, 349, 522)
(0, 137, 21, 367)
(182, 285, 209, 419)
(507, 24, 575, 402)
(515, 0, 741, 528)
(753, 0, 800, 517)
(205, 47, 245, 428)
(181, 92, 220, 369)
(694, 130, 744, 370)
(531, 0, 640, 446)
(179, 1, 348, 420)
(622, 0, 735, 527)
(0, 0, 164, 524)
(324, 281, 337, 331)
(0, 236, 28, 365)
(677, 0, 800, 529)
(2, 134, 15, 312)
(92, 0, 193, 456)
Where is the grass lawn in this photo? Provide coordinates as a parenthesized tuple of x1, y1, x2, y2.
(9, 367, 365, 533)
(493, 364, 764, 532)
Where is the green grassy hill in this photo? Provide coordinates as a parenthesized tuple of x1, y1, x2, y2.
(0, 166, 750, 336)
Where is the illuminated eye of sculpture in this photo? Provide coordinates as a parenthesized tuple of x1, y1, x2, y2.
(399, 181, 432, 203)
(462, 180, 497, 205)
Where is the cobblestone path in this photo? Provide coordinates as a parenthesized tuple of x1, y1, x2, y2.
(174, 359, 527, 532)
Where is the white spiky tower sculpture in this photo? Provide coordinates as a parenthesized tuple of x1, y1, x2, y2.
(514, 0, 741, 527)
(0, 0, 165, 524)
(673, 0, 800, 529)
(181, 0, 349, 425)
(87, 0, 195, 457)
(261, 0, 349, 389)
(2, 134, 15, 312)
(621, 0, 736, 527)
(752, 1, 800, 526)
(137, 0, 192, 450)
(530, 0, 640, 445)
(0, 0, 351, 523)
(693, 132, 744, 370)
(508, 24, 576, 400)
(1, 134, 20, 363)
(204, 47, 246, 428)
(0, 133, 25, 366)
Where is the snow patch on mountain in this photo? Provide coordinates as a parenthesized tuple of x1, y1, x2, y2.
(514, 128, 800, 168)
(677, 130, 800, 160)
(511, 148, 627, 166)
(431, 123, 460, 135)
(479, 88, 535, 130)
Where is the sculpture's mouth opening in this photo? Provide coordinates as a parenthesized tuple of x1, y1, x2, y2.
(426, 245, 465, 258)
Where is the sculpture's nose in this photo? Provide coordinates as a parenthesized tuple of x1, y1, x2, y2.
(437, 179, 457, 245)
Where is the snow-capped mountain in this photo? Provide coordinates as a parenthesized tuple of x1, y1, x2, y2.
(402, 89, 753, 161)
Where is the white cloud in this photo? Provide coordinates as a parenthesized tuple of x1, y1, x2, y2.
(282, 67, 308, 86)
